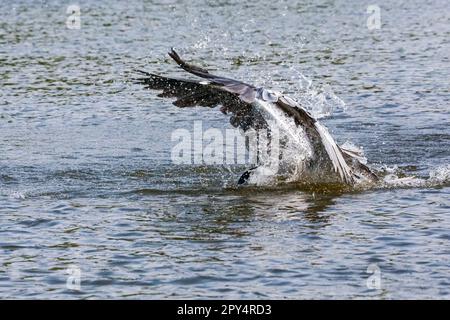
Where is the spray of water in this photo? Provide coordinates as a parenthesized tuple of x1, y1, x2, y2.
(287, 67, 348, 119)
(381, 164, 450, 189)
(243, 98, 314, 186)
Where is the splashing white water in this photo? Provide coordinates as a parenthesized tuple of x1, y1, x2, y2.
(341, 141, 368, 164)
(382, 175, 427, 188)
(287, 68, 347, 119)
(254, 98, 312, 156)
(428, 164, 450, 185)
(381, 164, 450, 189)
(244, 98, 313, 185)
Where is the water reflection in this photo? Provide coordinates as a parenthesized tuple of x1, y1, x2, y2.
(133, 186, 340, 245)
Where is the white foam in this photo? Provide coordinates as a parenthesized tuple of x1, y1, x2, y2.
(429, 164, 450, 185)
(287, 68, 347, 119)
(381, 164, 450, 189)
(242, 99, 325, 186)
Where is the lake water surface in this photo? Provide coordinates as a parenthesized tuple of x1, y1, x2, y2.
(0, 0, 449, 299)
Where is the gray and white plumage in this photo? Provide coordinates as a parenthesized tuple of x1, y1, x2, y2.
(134, 49, 378, 185)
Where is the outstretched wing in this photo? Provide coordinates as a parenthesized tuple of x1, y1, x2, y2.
(133, 50, 266, 131)
(166, 49, 258, 104)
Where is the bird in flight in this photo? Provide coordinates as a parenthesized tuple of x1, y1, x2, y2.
(134, 49, 378, 186)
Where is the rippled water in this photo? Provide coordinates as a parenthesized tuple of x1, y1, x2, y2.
(1, 0, 449, 299)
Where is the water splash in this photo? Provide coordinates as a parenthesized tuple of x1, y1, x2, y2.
(287, 67, 347, 119)
(341, 141, 368, 164)
(380, 164, 450, 189)
(240, 98, 314, 186)
(428, 164, 450, 185)
(244, 97, 355, 186)
(255, 99, 311, 155)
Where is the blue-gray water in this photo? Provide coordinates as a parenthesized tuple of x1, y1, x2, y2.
(1, 0, 449, 299)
